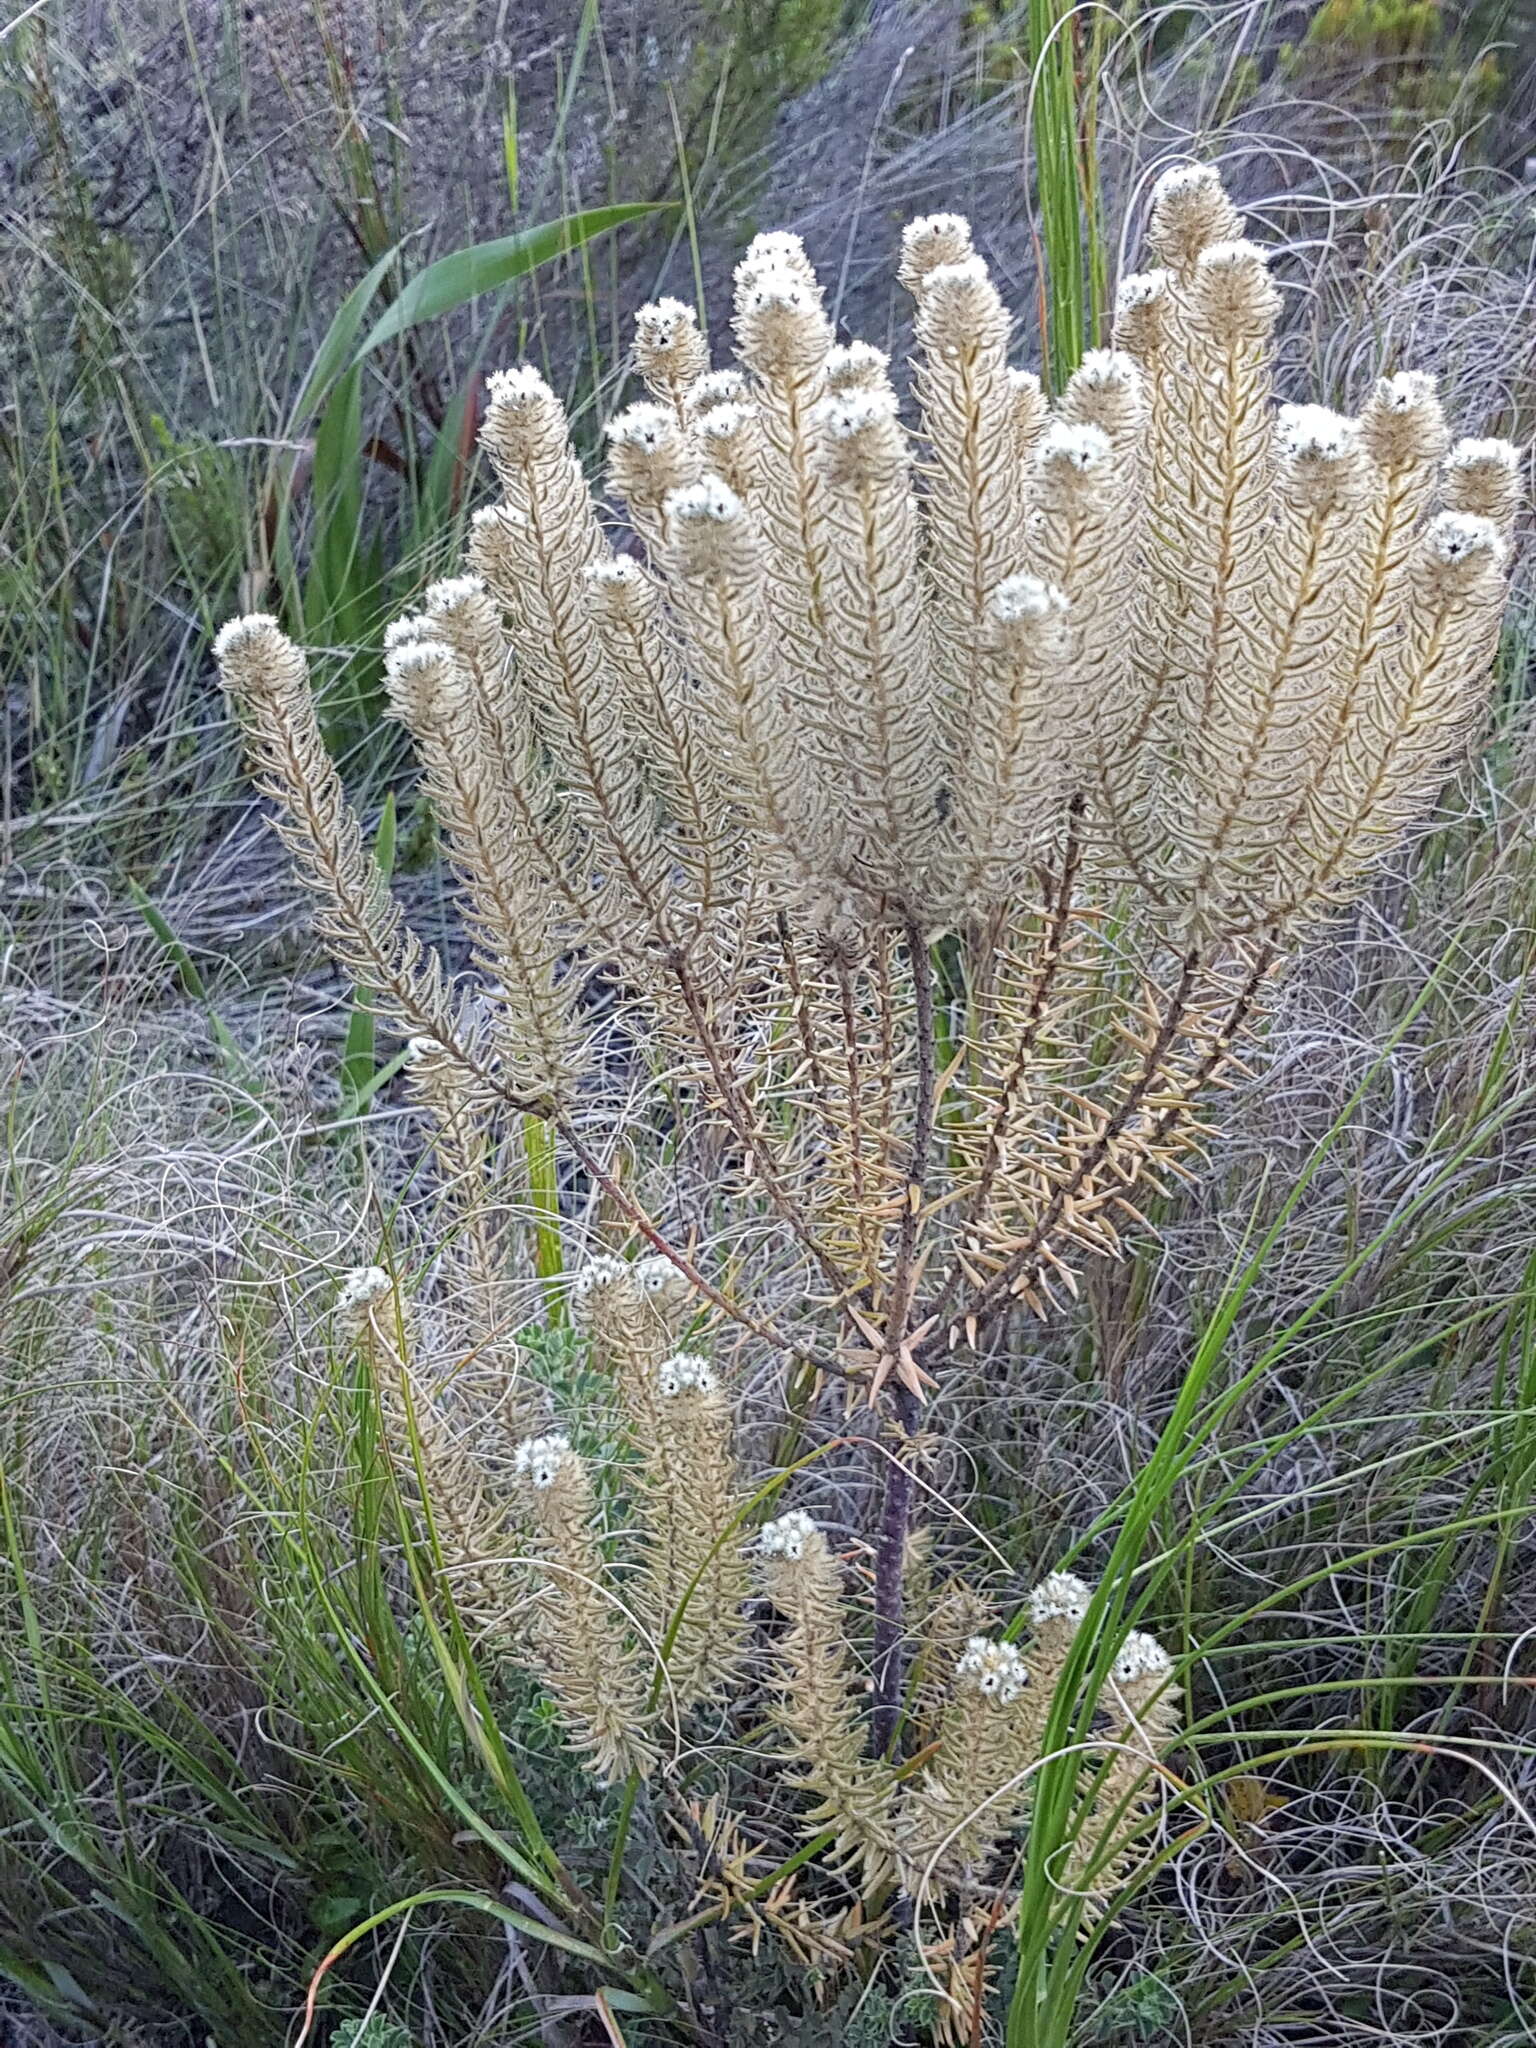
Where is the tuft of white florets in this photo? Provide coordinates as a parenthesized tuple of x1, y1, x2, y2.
(569, 1256, 633, 1321)
(1278, 403, 1359, 463)
(1029, 1570, 1092, 1626)
(1447, 436, 1520, 476)
(667, 476, 745, 525)
(1111, 1629, 1173, 1687)
(990, 573, 1068, 626)
(514, 1433, 574, 1489)
(689, 368, 746, 414)
(635, 296, 699, 346)
(1152, 161, 1225, 203)
(1376, 369, 1438, 414)
(422, 573, 485, 613)
(955, 1635, 1029, 1703)
(336, 1265, 391, 1317)
(758, 1509, 819, 1559)
(484, 366, 559, 432)
(656, 1352, 717, 1397)
(1074, 348, 1139, 391)
(825, 340, 891, 390)
(734, 231, 817, 292)
(606, 402, 681, 454)
(1037, 420, 1113, 475)
(1426, 511, 1505, 566)
(213, 613, 281, 663)
(1116, 268, 1170, 312)
(697, 401, 758, 443)
(815, 388, 900, 440)
(584, 555, 644, 592)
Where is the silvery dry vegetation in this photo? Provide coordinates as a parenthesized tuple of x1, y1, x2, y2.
(4, 4, 1536, 2047)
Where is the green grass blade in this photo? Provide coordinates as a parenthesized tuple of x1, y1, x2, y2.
(354, 206, 664, 361)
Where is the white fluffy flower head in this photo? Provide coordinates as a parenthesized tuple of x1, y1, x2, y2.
(1426, 511, 1504, 566)
(1278, 404, 1359, 463)
(758, 1509, 819, 1560)
(336, 1266, 391, 1316)
(1447, 436, 1520, 476)
(606, 402, 681, 454)
(689, 368, 746, 413)
(825, 339, 891, 390)
(901, 212, 975, 274)
(1376, 369, 1438, 414)
(990, 573, 1068, 626)
(1030, 1570, 1092, 1627)
(1152, 161, 1225, 204)
(1116, 268, 1170, 313)
(735, 231, 815, 291)
(1037, 420, 1113, 475)
(815, 388, 899, 440)
(635, 296, 699, 347)
(656, 1352, 717, 1398)
(569, 1256, 634, 1324)
(956, 1635, 1029, 1704)
(514, 1434, 574, 1489)
(667, 476, 745, 526)
(213, 613, 281, 663)
(697, 401, 758, 444)
(1075, 347, 1139, 392)
(423, 573, 485, 614)
(584, 555, 644, 592)
(1112, 1629, 1173, 1687)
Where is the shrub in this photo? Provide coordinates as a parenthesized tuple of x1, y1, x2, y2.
(209, 162, 1521, 2038)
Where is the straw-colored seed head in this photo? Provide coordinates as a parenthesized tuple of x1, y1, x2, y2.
(633, 1252, 695, 1314)
(898, 211, 975, 293)
(634, 295, 708, 392)
(606, 401, 700, 507)
(582, 554, 650, 621)
(1062, 349, 1145, 443)
(1007, 366, 1048, 438)
(1445, 437, 1523, 527)
(696, 401, 761, 497)
(815, 387, 905, 489)
(734, 269, 832, 379)
(1113, 268, 1172, 356)
(1189, 240, 1281, 343)
(384, 639, 471, 726)
(826, 339, 892, 392)
(666, 476, 757, 583)
(914, 255, 1008, 354)
(1359, 370, 1447, 471)
(954, 1635, 1029, 1704)
(1146, 162, 1243, 273)
(1416, 510, 1506, 597)
(214, 612, 307, 704)
(482, 366, 566, 466)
